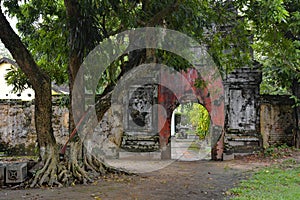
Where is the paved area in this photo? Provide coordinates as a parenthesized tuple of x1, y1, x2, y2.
(171, 137, 211, 161)
(106, 137, 211, 173)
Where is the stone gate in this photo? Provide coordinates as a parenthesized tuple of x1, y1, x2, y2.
(118, 64, 262, 160)
(0, 62, 297, 160)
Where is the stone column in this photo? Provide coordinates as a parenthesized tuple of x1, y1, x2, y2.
(223, 64, 262, 159)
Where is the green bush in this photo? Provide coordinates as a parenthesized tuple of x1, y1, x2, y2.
(186, 103, 210, 139)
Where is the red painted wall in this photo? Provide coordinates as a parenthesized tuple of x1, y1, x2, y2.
(158, 67, 225, 160)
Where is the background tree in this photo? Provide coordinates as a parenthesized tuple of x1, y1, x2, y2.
(236, 0, 300, 146)
(0, 2, 58, 186)
(186, 104, 210, 140)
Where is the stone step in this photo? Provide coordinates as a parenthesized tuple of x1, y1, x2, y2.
(121, 135, 160, 152)
(224, 134, 262, 160)
(122, 135, 159, 142)
(226, 135, 260, 145)
(118, 151, 161, 160)
(226, 134, 260, 141)
(121, 144, 160, 152)
(227, 139, 260, 147)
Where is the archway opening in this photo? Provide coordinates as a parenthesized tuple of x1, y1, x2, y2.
(171, 102, 211, 161)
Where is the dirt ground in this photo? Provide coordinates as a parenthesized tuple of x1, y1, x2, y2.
(1, 149, 300, 200)
(0, 157, 283, 200)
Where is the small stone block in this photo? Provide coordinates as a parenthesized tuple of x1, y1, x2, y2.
(5, 162, 27, 184)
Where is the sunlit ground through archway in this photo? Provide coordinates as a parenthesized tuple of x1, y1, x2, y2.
(171, 103, 211, 161)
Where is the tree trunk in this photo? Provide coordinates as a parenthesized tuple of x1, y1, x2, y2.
(0, 4, 56, 156)
(0, 6, 66, 187)
(64, 0, 85, 135)
(63, 0, 114, 181)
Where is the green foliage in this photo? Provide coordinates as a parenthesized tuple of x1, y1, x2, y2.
(240, 0, 300, 94)
(185, 103, 210, 139)
(230, 162, 300, 200)
(3, 0, 68, 89)
(260, 68, 291, 95)
(5, 65, 31, 93)
(156, 50, 190, 72)
(2, 0, 299, 98)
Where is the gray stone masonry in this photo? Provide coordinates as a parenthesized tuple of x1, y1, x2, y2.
(224, 65, 263, 157)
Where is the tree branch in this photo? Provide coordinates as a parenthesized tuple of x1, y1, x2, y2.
(0, 5, 50, 90)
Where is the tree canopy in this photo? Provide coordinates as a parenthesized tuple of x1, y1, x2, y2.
(3, 0, 299, 95)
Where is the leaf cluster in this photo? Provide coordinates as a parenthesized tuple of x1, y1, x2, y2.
(2, 0, 299, 96)
(238, 0, 300, 93)
(3, 0, 68, 90)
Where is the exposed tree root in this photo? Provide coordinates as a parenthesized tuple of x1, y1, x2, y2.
(84, 153, 106, 174)
(30, 146, 69, 188)
(64, 141, 93, 184)
(84, 153, 132, 175)
(29, 142, 131, 188)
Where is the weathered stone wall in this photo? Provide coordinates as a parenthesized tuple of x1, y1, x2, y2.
(0, 68, 297, 159)
(223, 65, 263, 157)
(0, 97, 125, 158)
(0, 100, 35, 155)
(260, 95, 295, 148)
(83, 106, 123, 159)
(52, 102, 69, 141)
(0, 99, 69, 156)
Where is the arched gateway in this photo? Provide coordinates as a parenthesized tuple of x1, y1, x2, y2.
(112, 64, 225, 161)
(158, 67, 224, 160)
(73, 28, 225, 161)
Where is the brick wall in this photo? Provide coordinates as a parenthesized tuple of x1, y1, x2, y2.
(260, 95, 295, 148)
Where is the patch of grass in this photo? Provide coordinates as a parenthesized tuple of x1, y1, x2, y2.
(224, 164, 231, 172)
(229, 161, 300, 200)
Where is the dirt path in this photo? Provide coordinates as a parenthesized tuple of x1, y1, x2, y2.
(2, 147, 299, 200)
(0, 159, 264, 200)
